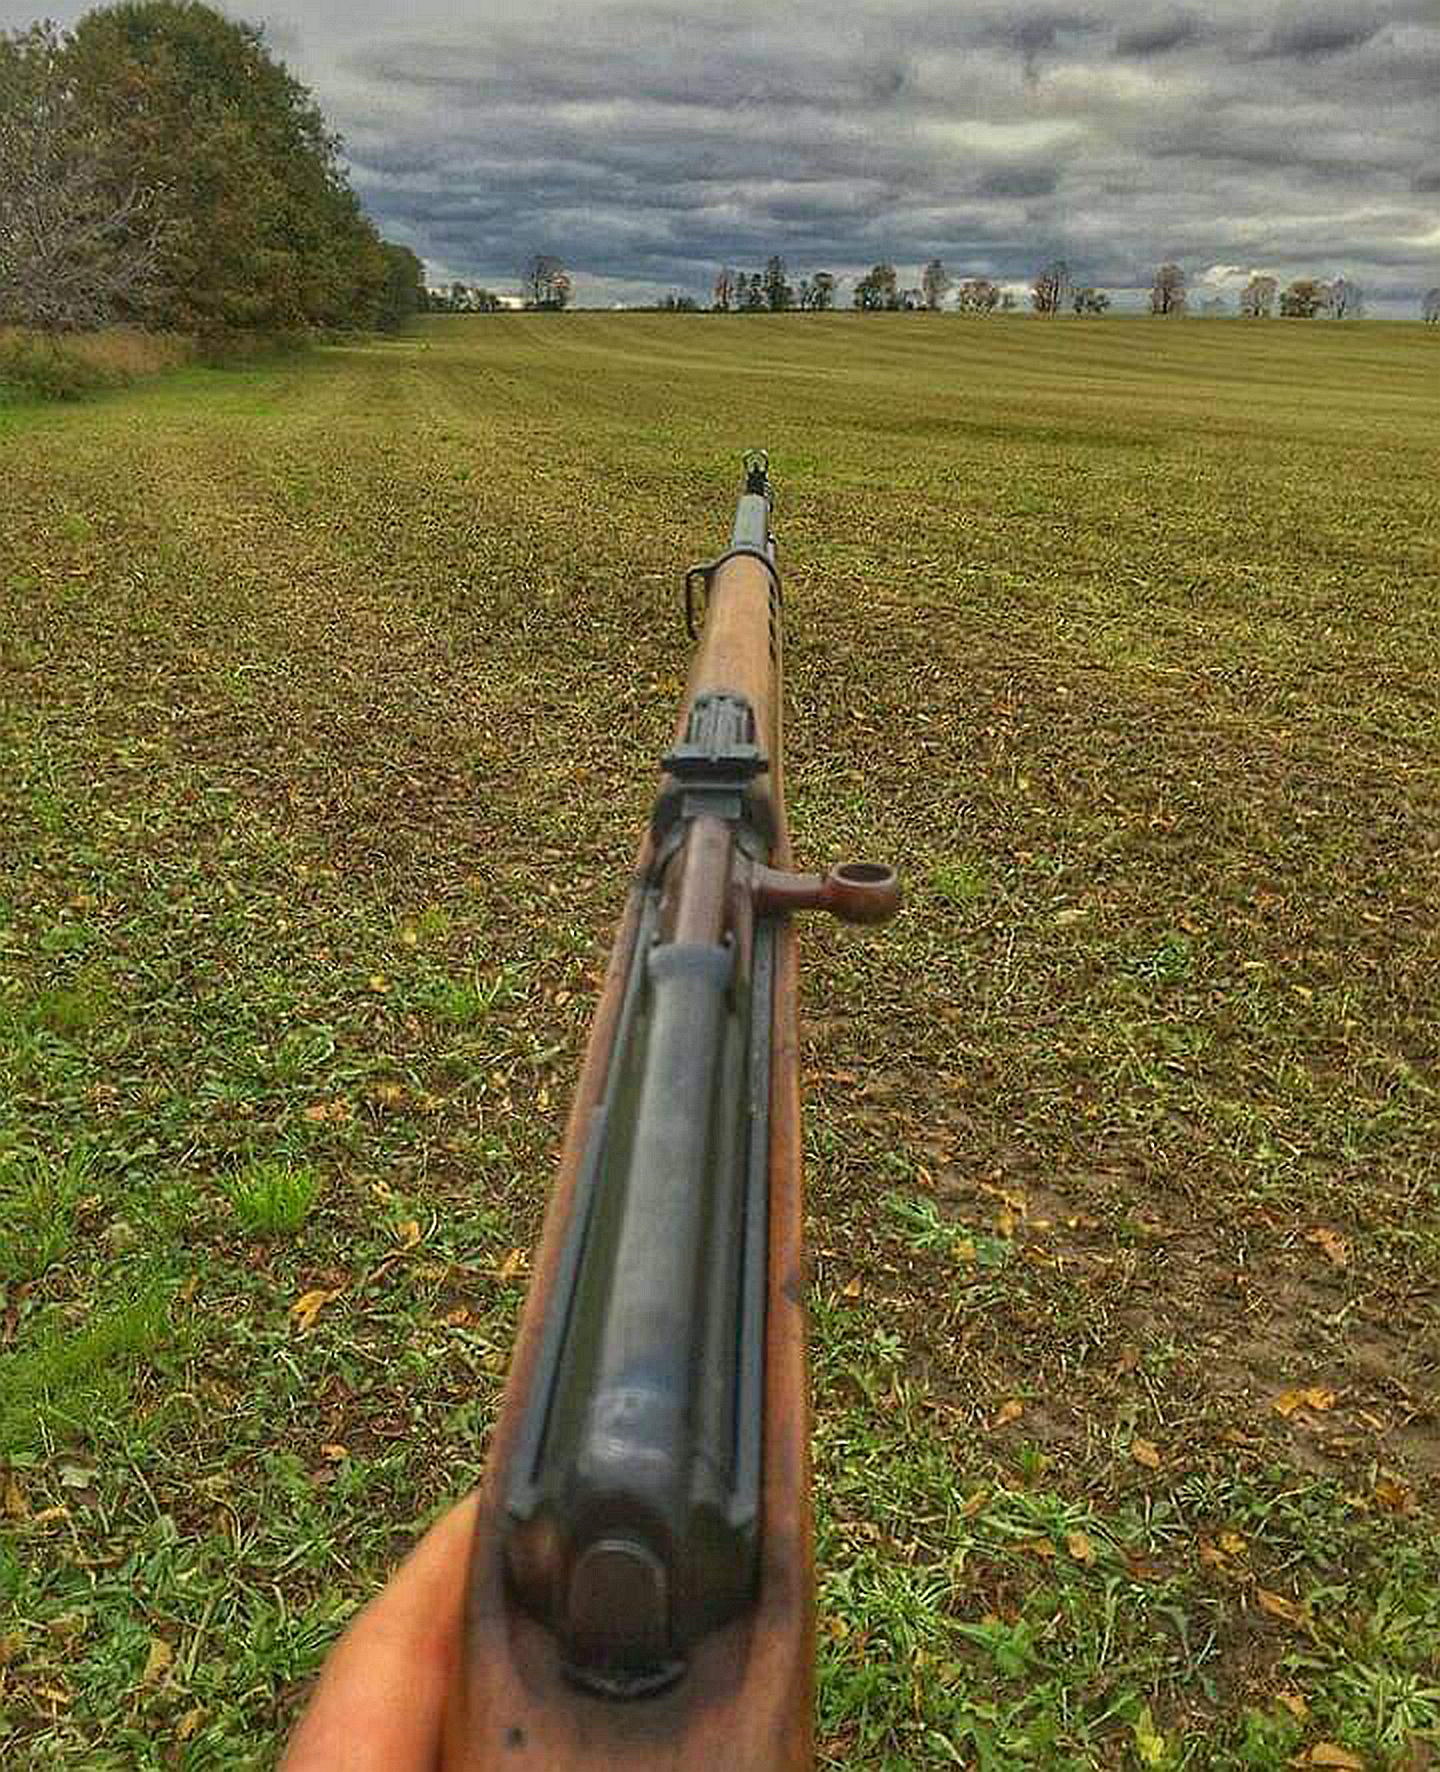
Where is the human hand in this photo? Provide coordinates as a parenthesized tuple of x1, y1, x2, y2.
(281, 1492, 479, 1771)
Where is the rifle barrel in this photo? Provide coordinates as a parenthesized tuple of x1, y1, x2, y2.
(443, 455, 897, 1771)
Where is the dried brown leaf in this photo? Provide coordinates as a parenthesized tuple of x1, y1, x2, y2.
(1304, 1746, 1364, 1770)
(1373, 1473, 1413, 1513)
(1257, 1588, 1305, 1627)
(291, 1288, 340, 1332)
(1272, 1386, 1336, 1418)
(141, 1637, 172, 1686)
(1304, 1227, 1349, 1268)
(303, 1099, 350, 1125)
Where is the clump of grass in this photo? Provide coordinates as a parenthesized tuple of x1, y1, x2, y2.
(929, 858, 989, 907)
(0, 326, 194, 403)
(0, 1147, 89, 1284)
(883, 1190, 1011, 1267)
(227, 1159, 318, 1237)
(417, 965, 520, 1026)
(0, 334, 109, 401)
(0, 1283, 172, 1457)
(26, 979, 109, 1039)
(414, 904, 452, 942)
(1131, 930, 1196, 986)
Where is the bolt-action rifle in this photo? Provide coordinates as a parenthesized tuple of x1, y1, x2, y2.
(443, 453, 899, 1770)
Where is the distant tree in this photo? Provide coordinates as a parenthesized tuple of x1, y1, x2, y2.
(853, 263, 899, 310)
(955, 276, 1000, 314)
(1150, 263, 1186, 315)
(741, 272, 766, 312)
(1240, 275, 1277, 318)
(1329, 275, 1361, 318)
(899, 286, 923, 310)
(439, 284, 502, 314)
(522, 254, 572, 309)
(920, 257, 951, 311)
(762, 254, 793, 311)
(804, 270, 836, 311)
(1280, 278, 1329, 318)
(1424, 287, 1440, 324)
(713, 267, 736, 311)
(659, 292, 698, 311)
(1031, 259, 1070, 315)
(376, 242, 425, 330)
(0, 23, 169, 331)
(1000, 289, 1018, 311)
(1070, 286, 1111, 314)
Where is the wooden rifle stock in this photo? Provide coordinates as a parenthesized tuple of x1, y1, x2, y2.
(442, 455, 898, 1771)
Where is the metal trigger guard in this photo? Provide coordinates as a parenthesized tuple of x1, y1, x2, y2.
(683, 547, 782, 639)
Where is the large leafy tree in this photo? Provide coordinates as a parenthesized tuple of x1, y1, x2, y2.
(1149, 262, 1186, 315)
(62, 2, 385, 333)
(762, 254, 792, 311)
(1031, 259, 1070, 315)
(1240, 274, 1278, 318)
(955, 277, 1000, 314)
(377, 242, 425, 330)
(0, 23, 170, 330)
(853, 263, 898, 310)
(521, 254, 572, 309)
(920, 257, 950, 311)
(1279, 277, 1329, 318)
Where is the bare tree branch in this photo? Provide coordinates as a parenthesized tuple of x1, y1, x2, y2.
(0, 25, 170, 332)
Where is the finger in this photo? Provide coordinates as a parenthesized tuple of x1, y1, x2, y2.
(282, 1492, 480, 1772)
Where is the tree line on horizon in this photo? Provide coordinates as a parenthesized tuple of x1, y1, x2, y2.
(439, 253, 1437, 322)
(0, 3, 424, 337)
(701, 257, 1385, 319)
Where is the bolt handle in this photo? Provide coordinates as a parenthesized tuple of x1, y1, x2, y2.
(753, 862, 901, 925)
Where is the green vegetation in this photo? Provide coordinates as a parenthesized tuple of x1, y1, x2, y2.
(1, 314, 1437, 1765)
(226, 1160, 319, 1239)
(1, 6, 421, 340)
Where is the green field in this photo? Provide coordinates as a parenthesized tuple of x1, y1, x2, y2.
(2, 313, 1438, 1767)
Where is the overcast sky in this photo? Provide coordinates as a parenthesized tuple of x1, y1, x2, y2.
(10, 0, 1439, 310)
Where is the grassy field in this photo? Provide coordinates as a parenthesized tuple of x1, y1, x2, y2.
(1, 312, 1437, 1768)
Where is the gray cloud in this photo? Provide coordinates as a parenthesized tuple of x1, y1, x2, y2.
(1115, 15, 1200, 57)
(2, 0, 1435, 310)
(1255, 7, 1385, 58)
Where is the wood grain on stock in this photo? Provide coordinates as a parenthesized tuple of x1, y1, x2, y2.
(443, 550, 813, 1769)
